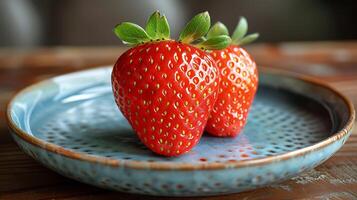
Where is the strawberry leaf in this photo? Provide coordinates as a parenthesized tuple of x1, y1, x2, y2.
(114, 22, 150, 44)
(207, 22, 229, 39)
(145, 11, 170, 40)
(232, 17, 248, 43)
(197, 35, 231, 50)
(179, 11, 210, 44)
(231, 17, 259, 46)
(236, 33, 259, 46)
(193, 37, 207, 44)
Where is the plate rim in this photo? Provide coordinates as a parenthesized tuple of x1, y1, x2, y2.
(6, 66, 355, 170)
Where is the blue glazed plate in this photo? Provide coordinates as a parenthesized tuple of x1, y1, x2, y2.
(7, 66, 354, 196)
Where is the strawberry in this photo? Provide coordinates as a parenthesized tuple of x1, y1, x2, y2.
(205, 18, 259, 137)
(112, 11, 231, 156)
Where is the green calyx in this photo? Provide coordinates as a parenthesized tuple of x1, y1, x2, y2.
(113, 11, 231, 50)
(145, 11, 170, 40)
(179, 11, 211, 44)
(179, 11, 231, 50)
(196, 35, 231, 50)
(206, 17, 259, 46)
(114, 11, 169, 45)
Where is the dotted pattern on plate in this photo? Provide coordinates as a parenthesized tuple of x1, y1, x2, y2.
(32, 85, 331, 163)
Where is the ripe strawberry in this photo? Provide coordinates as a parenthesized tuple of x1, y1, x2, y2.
(112, 11, 231, 156)
(205, 18, 259, 137)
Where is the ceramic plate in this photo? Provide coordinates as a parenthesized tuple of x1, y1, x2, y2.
(7, 67, 354, 196)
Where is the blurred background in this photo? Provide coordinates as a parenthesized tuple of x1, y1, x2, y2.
(0, 0, 357, 47)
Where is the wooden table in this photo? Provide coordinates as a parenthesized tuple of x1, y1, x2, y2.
(1, 42, 356, 199)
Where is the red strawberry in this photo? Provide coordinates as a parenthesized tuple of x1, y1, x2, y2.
(205, 18, 259, 137)
(111, 11, 231, 156)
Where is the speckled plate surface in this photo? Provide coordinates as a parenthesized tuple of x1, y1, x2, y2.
(7, 66, 354, 196)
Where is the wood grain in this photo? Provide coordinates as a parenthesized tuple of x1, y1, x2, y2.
(1, 42, 356, 200)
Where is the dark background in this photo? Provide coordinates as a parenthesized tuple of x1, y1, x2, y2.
(0, 0, 357, 47)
